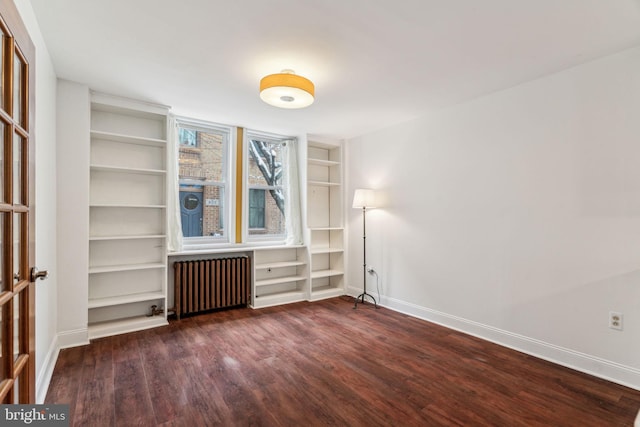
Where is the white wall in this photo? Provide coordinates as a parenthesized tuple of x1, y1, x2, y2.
(14, 0, 59, 403)
(56, 80, 90, 347)
(346, 46, 640, 389)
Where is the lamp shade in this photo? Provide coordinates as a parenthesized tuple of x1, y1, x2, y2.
(352, 189, 376, 209)
(260, 70, 314, 109)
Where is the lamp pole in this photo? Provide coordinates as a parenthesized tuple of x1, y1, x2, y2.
(354, 206, 377, 308)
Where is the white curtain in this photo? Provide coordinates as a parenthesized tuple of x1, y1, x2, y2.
(284, 139, 303, 245)
(167, 116, 183, 252)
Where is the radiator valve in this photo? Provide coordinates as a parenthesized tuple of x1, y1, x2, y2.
(148, 305, 164, 317)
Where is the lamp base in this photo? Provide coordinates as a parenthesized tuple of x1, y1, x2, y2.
(353, 292, 378, 309)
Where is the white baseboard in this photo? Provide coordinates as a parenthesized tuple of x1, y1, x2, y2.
(635, 408, 640, 427)
(346, 287, 640, 391)
(35, 328, 89, 404)
(36, 335, 60, 404)
(57, 327, 90, 349)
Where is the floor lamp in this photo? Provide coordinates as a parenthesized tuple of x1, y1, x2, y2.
(353, 189, 377, 309)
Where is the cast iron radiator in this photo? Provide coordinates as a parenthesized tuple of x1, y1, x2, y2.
(173, 257, 251, 319)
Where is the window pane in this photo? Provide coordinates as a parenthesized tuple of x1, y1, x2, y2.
(248, 139, 284, 187)
(248, 188, 284, 237)
(179, 185, 225, 238)
(247, 136, 289, 240)
(177, 123, 229, 243)
(178, 128, 196, 146)
(178, 126, 225, 182)
(249, 189, 265, 229)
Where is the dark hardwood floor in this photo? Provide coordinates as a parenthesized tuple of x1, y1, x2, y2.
(46, 297, 640, 426)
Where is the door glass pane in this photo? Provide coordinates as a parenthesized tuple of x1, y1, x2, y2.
(0, 29, 5, 111)
(13, 371, 20, 403)
(13, 52, 24, 126)
(0, 214, 4, 293)
(13, 213, 21, 284)
(0, 304, 4, 381)
(0, 121, 4, 203)
(13, 132, 22, 205)
(13, 293, 20, 363)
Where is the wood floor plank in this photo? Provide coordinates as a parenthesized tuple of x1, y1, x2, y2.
(114, 358, 156, 426)
(73, 378, 115, 426)
(45, 297, 640, 426)
(45, 347, 86, 426)
(81, 336, 114, 381)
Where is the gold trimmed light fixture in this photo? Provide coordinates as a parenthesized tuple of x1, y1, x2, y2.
(259, 69, 315, 109)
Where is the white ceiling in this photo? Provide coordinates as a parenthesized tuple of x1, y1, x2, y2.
(29, 0, 640, 140)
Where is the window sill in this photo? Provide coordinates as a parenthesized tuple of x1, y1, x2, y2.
(168, 242, 303, 257)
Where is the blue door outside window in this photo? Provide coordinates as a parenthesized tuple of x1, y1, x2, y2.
(180, 190, 203, 237)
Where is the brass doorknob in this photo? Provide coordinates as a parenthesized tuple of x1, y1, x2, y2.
(30, 267, 49, 282)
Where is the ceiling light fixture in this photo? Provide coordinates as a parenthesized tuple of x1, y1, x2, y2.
(259, 69, 315, 109)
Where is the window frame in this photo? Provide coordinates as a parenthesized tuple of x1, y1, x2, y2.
(176, 117, 235, 248)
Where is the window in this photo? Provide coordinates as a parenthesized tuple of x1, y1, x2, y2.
(245, 133, 288, 241)
(177, 120, 230, 242)
(171, 121, 300, 249)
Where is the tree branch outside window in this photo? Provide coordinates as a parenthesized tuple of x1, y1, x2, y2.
(248, 139, 285, 215)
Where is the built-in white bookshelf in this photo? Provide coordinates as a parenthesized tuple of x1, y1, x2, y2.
(252, 246, 308, 308)
(88, 92, 169, 338)
(307, 141, 345, 300)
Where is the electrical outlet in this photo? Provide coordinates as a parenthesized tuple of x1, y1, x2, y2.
(609, 311, 623, 331)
